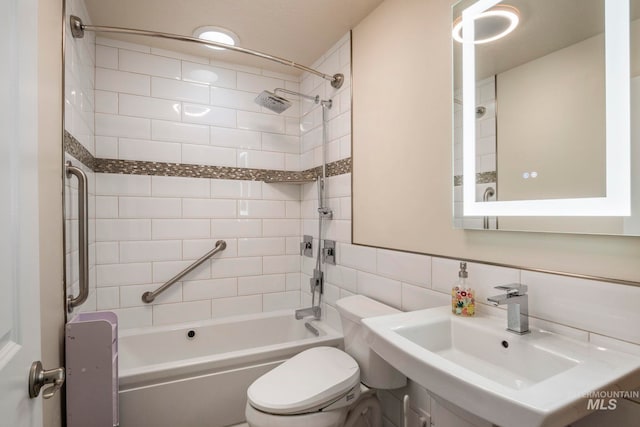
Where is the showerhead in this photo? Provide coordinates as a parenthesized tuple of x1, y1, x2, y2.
(255, 90, 292, 114)
(255, 88, 324, 114)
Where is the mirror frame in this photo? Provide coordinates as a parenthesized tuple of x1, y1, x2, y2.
(461, 0, 631, 216)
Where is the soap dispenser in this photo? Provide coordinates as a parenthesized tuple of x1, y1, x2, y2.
(452, 262, 475, 316)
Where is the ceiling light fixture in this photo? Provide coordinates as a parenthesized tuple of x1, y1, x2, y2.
(452, 5, 520, 44)
(193, 26, 239, 50)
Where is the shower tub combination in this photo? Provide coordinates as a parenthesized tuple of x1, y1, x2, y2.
(67, 14, 346, 427)
(117, 310, 342, 427)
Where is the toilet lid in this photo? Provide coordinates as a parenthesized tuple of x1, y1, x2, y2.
(247, 346, 360, 415)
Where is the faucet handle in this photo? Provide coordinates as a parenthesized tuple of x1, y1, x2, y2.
(494, 283, 527, 295)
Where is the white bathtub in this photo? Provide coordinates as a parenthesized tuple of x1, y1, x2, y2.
(118, 310, 343, 427)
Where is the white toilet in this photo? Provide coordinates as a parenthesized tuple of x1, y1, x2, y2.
(245, 295, 406, 427)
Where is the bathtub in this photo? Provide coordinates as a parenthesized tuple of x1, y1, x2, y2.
(118, 310, 343, 427)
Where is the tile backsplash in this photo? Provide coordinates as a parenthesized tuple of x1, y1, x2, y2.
(318, 242, 640, 347)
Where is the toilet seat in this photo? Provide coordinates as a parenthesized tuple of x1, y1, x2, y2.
(247, 346, 360, 415)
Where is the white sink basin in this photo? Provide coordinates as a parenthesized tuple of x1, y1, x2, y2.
(362, 306, 640, 427)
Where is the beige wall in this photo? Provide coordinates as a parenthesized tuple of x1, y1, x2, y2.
(38, 0, 64, 425)
(497, 34, 606, 201)
(496, 32, 622, 234)
(352, 0, 640, 284)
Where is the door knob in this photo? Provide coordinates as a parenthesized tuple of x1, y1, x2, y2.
(28, 361, 65, 399)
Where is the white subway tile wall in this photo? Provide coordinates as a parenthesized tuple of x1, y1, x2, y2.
(94, 174, 303, 326)
(65, 0, 98, 314)
(65, 0, 95, 155)
(299, 34, 352, 170)
(94, 37, 303, 171)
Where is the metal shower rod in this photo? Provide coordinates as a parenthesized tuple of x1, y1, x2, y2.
(69, 15, 344, 89)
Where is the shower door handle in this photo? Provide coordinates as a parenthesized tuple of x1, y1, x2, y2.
(66, 161, 89, 312)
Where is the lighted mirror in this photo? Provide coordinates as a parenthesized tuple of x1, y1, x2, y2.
(453, 0, 640, 235)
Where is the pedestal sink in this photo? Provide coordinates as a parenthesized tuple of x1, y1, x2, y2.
(362, 306, 640, 427)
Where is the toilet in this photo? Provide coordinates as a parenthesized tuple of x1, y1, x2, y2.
(245, 295, 406, 427)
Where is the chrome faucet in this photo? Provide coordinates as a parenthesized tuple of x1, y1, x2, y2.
(487, 284, 530, 335)
(295, 306, 321, 320)
(295, 269, 323, 320)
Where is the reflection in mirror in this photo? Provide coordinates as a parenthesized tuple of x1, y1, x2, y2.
(452, 0, 640, 235)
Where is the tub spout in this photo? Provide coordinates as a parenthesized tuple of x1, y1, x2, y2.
(295, 306, 321, 320)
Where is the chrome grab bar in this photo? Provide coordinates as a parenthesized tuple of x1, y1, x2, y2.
(66, 161, 89, 312)
(142, 240, 227, 303)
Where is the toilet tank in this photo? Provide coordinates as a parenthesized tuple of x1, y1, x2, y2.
(336, 295, 406, 389)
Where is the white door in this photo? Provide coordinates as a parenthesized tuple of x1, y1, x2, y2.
(0, 0, 44, 425)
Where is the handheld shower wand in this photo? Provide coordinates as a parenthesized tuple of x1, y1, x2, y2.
(261, 87, 335, 321)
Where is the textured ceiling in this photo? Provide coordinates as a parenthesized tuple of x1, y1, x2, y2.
(83, 0, 384, 76)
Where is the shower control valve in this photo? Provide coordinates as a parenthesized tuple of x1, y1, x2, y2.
(322, 240, 336, 265)
(300, 235, 313, 257)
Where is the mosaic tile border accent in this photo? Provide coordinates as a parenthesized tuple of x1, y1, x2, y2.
(454, 171, 497, 186)
(94, 157, 352, 181)
(64, 131, 352, 181)
(307, 157, 353, 179)
(64, 131, 95, 170)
